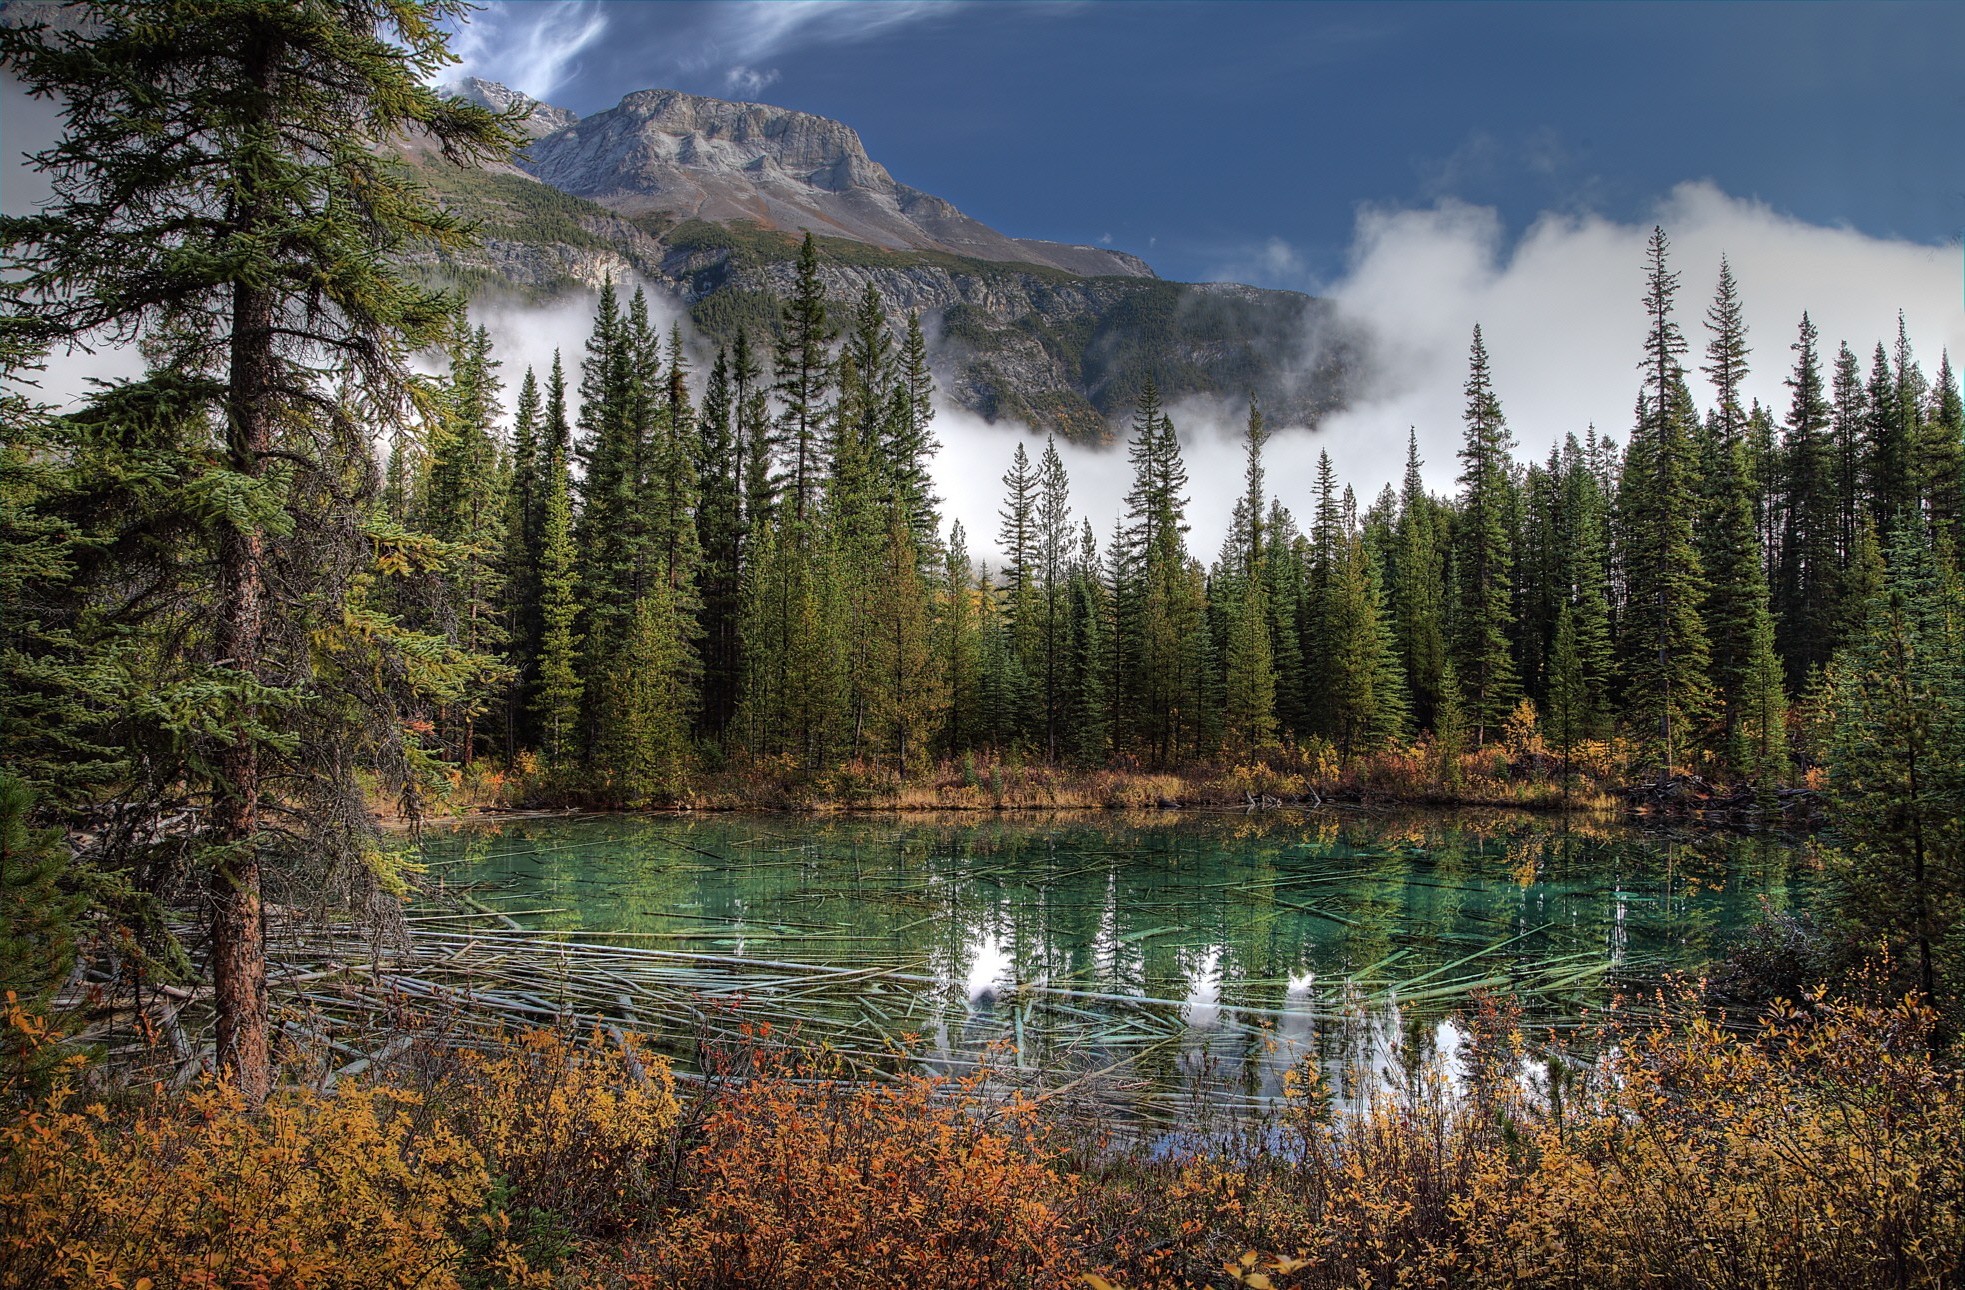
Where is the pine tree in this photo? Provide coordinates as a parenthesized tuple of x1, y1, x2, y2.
(998, 440, 1042, 710)
(1390, 430, 1447, 730)
(531, 440, 583, 767)
(1065, 520, 1113, 762)
(1831, 341, 1867, 569)
(938, 521, 982, 753)
(593, 584, 694, 803)
(734, 325, 777, 531)
(1865, 337, 1918, 532)
(1697, 260, 1781, 771)
(1564, 430, 1616, 736)
(776, 232, 836, 521)
(1117, 380, 1203, 764)
(1035, 437, 1074, 761)
(887, 313, 943, 563)
(1221, 400, 1277, 751)
(1777, 313, 1841, 682)
(0, 0, 513, 1102)
(1620, 229, 1711, 777)
(1546, 604, 1588, 794)
(697, 346, 744, 739)
(1452, 325, 1519, 743)
(422, 317, 508, 765)
(1826, 520, 1964, 1005)
(502, 364, 545, 749)
(1924, 350, 1965, 546)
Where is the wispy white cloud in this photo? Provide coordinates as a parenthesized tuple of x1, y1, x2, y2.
(449, 1, 608, 103)
(1309, 181, 1965, 502)
(679, 1, 960, 100)
(723, 64, 780, 99)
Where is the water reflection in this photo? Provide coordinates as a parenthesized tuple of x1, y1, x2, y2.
(420, 809, 1819, 1114)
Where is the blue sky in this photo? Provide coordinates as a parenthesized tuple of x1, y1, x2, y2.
(450, 0, 1965, 289)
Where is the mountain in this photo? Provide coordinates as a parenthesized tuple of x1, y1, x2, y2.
(420, 81, 1356, 440)
(517, 87, 1152, 280)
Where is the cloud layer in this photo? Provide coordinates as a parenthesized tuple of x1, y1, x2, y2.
(1309, 181, 1965, 501)
(447, 1, 608, 103)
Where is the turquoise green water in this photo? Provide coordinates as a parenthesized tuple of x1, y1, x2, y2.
(419, 810, 1818, 1114)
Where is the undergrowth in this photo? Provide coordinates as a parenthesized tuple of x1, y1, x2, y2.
(3, 990, 1957, 1288)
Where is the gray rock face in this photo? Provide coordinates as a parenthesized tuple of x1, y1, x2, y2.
(442, 77, 581, 140)
(517, 86, 1153, 280)
(405, 82, 1353, 438)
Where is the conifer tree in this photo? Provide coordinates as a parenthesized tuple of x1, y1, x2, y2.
(1697, 261, 1781, 770)
(1776, 313, 1841, 682)
(1924, 350, 1965, 545)
(998, 440, 1042, 692)
(734, 326, 777, 530)
(1563, 430, 1617, 735)
(532, 441, 583, 767)
(776, 232, 836, 521)
(1265, 500, 1309, 738)
(1221, 401, 1277, 751)
(1035, 437, 1074, 761)
(593, 584, 694, 803)
(874, 313, 941, 566)
(422, 317, 508, 764)
(0, 0, 513, 1102)
(1065, 520, 1113, 762)
(1830, 341, 1867, 569)
(697, 347, 744, 739)
(938, 521, 982, 752)
(1621, 228, 1711, 777)
(1452, 326, 1518, 743)
(1117, 381, 1204, 763)
(869, 504, 934, 772)
(1865, 338, 1917, 531)
(1389, 431, 1447, 730)
(1826, 520, 1964, 1006)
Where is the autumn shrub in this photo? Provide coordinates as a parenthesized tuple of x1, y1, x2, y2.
(1078, 991, 1965, 1290)
(0, 1077, 495, 1289)
(613, 1065, 1078, 1289)
(1481, 993, 1965, 1289)
(0, 1017, 675, 1289)
(428, 1026, 681, 1242)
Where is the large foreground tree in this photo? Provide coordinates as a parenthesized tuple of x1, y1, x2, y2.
(1, 0, 512, 1103)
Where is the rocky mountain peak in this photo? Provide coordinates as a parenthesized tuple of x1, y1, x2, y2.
(515, 84, 1153, 279)
(442, 76, 580, 140)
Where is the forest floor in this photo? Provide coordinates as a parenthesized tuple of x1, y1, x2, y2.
(398, 744, 1830, 831)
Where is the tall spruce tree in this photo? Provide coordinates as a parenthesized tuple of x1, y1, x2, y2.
(1777, 313, 1841, 682)
(1826, 521, 1964, 1006)
(1035, 437, 1074, 761)
(697, 347, 744, 739)
(776, 232, 835, 521)
(1620, 228, 1711, 777)
(0, 0, 513, 1102)
(1390, 431, 1447, 730)
(1221, 400, 1278, 751)
(1697, 260, 1782, 771)
(1925, 350, 1965, 545)
(1452, 326, 1518, 744)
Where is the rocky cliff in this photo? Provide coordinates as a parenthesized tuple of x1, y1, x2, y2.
(418, 81, 1354, 439)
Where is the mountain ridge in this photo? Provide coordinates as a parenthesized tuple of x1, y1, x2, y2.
(423, 79, 1354, 439)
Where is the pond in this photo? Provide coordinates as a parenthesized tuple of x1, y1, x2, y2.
(416, 809, 1820, 1123)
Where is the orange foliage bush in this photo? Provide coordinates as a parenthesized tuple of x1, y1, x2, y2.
(614, 1067, 1078, 1289)
(0, 1080, 491, 1289)
(1078, 991, 1965, 1290)
(433, 1027, 679, 1239)
(0, 1022, 675, 1289)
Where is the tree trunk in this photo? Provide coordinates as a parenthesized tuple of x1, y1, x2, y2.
(211, 27, 280, 1109)
(212, 275, 273, 1107)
